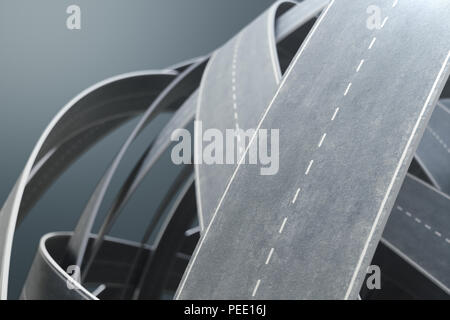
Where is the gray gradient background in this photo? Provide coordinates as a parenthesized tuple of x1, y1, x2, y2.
(0, 0, 276, 298)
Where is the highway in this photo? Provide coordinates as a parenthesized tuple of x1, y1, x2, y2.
(177, 0, 450, 299)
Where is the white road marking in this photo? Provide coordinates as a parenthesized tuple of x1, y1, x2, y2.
(267, 8, 281, 84)
(252, 279, 261, 297)
(344, 82, 352, 96)
(427, 127, 450, 153)
(318, 133, 327, 148)
(194, 51, 218, 233)
(292, 188, 301, 204)
(279, 217, 288, 234)
(91, 284, 106, 297)
(265, 248, 275, 265)
(396, 207, 449, 245)
(305, 160, 314, 175)
(331, 107, 340, 121)
(396, 205, 403, 211)
(346, 50, 450, 300)
(356, 59, 365, 72)
(392, 0, 398, 8)
(231, 35, 243, 157)
(381, 17, 389, 29)
(368, 37, 377, 50)
(175, 0, 337, 299)
(437, 101, 450, 114)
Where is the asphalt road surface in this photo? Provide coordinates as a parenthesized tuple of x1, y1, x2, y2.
(177, 0, 450, 299)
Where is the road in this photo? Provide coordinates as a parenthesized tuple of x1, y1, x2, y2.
(177, 0, 450, 299)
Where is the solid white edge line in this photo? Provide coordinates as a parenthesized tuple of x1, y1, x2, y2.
(344, 50, 450, 299)
(194, 53, 217, 233)
(0, 69, 177, 300)
(381, 238, 450, 295)
(267, 3, 283, 84)
(175, 0, 336, 299)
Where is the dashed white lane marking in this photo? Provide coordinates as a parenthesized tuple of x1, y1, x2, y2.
(232, 35, 243, 154)
(356, 59, 365, 72)
(348, 48, 450, 300)
(438, 101, 450, 115)
(292, 188, 301, 204)
(427, 127, 450, 153)
(331, 107, 340, 121)
(252, 279, 261, 297)
(305, 160, 314, 175)
(279, 217, 288, 234)
(175, 0, 337, 299)
(265, 248, 275, 265)
(356, 52, 450, 303)
(396, 205, 449, 245)
(318, 133, 327, 148)
(392, 0, 398, 8)
(381, 17, 389, 29)
(368, 37, 377, 50)
(344, 83, 352, 96)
